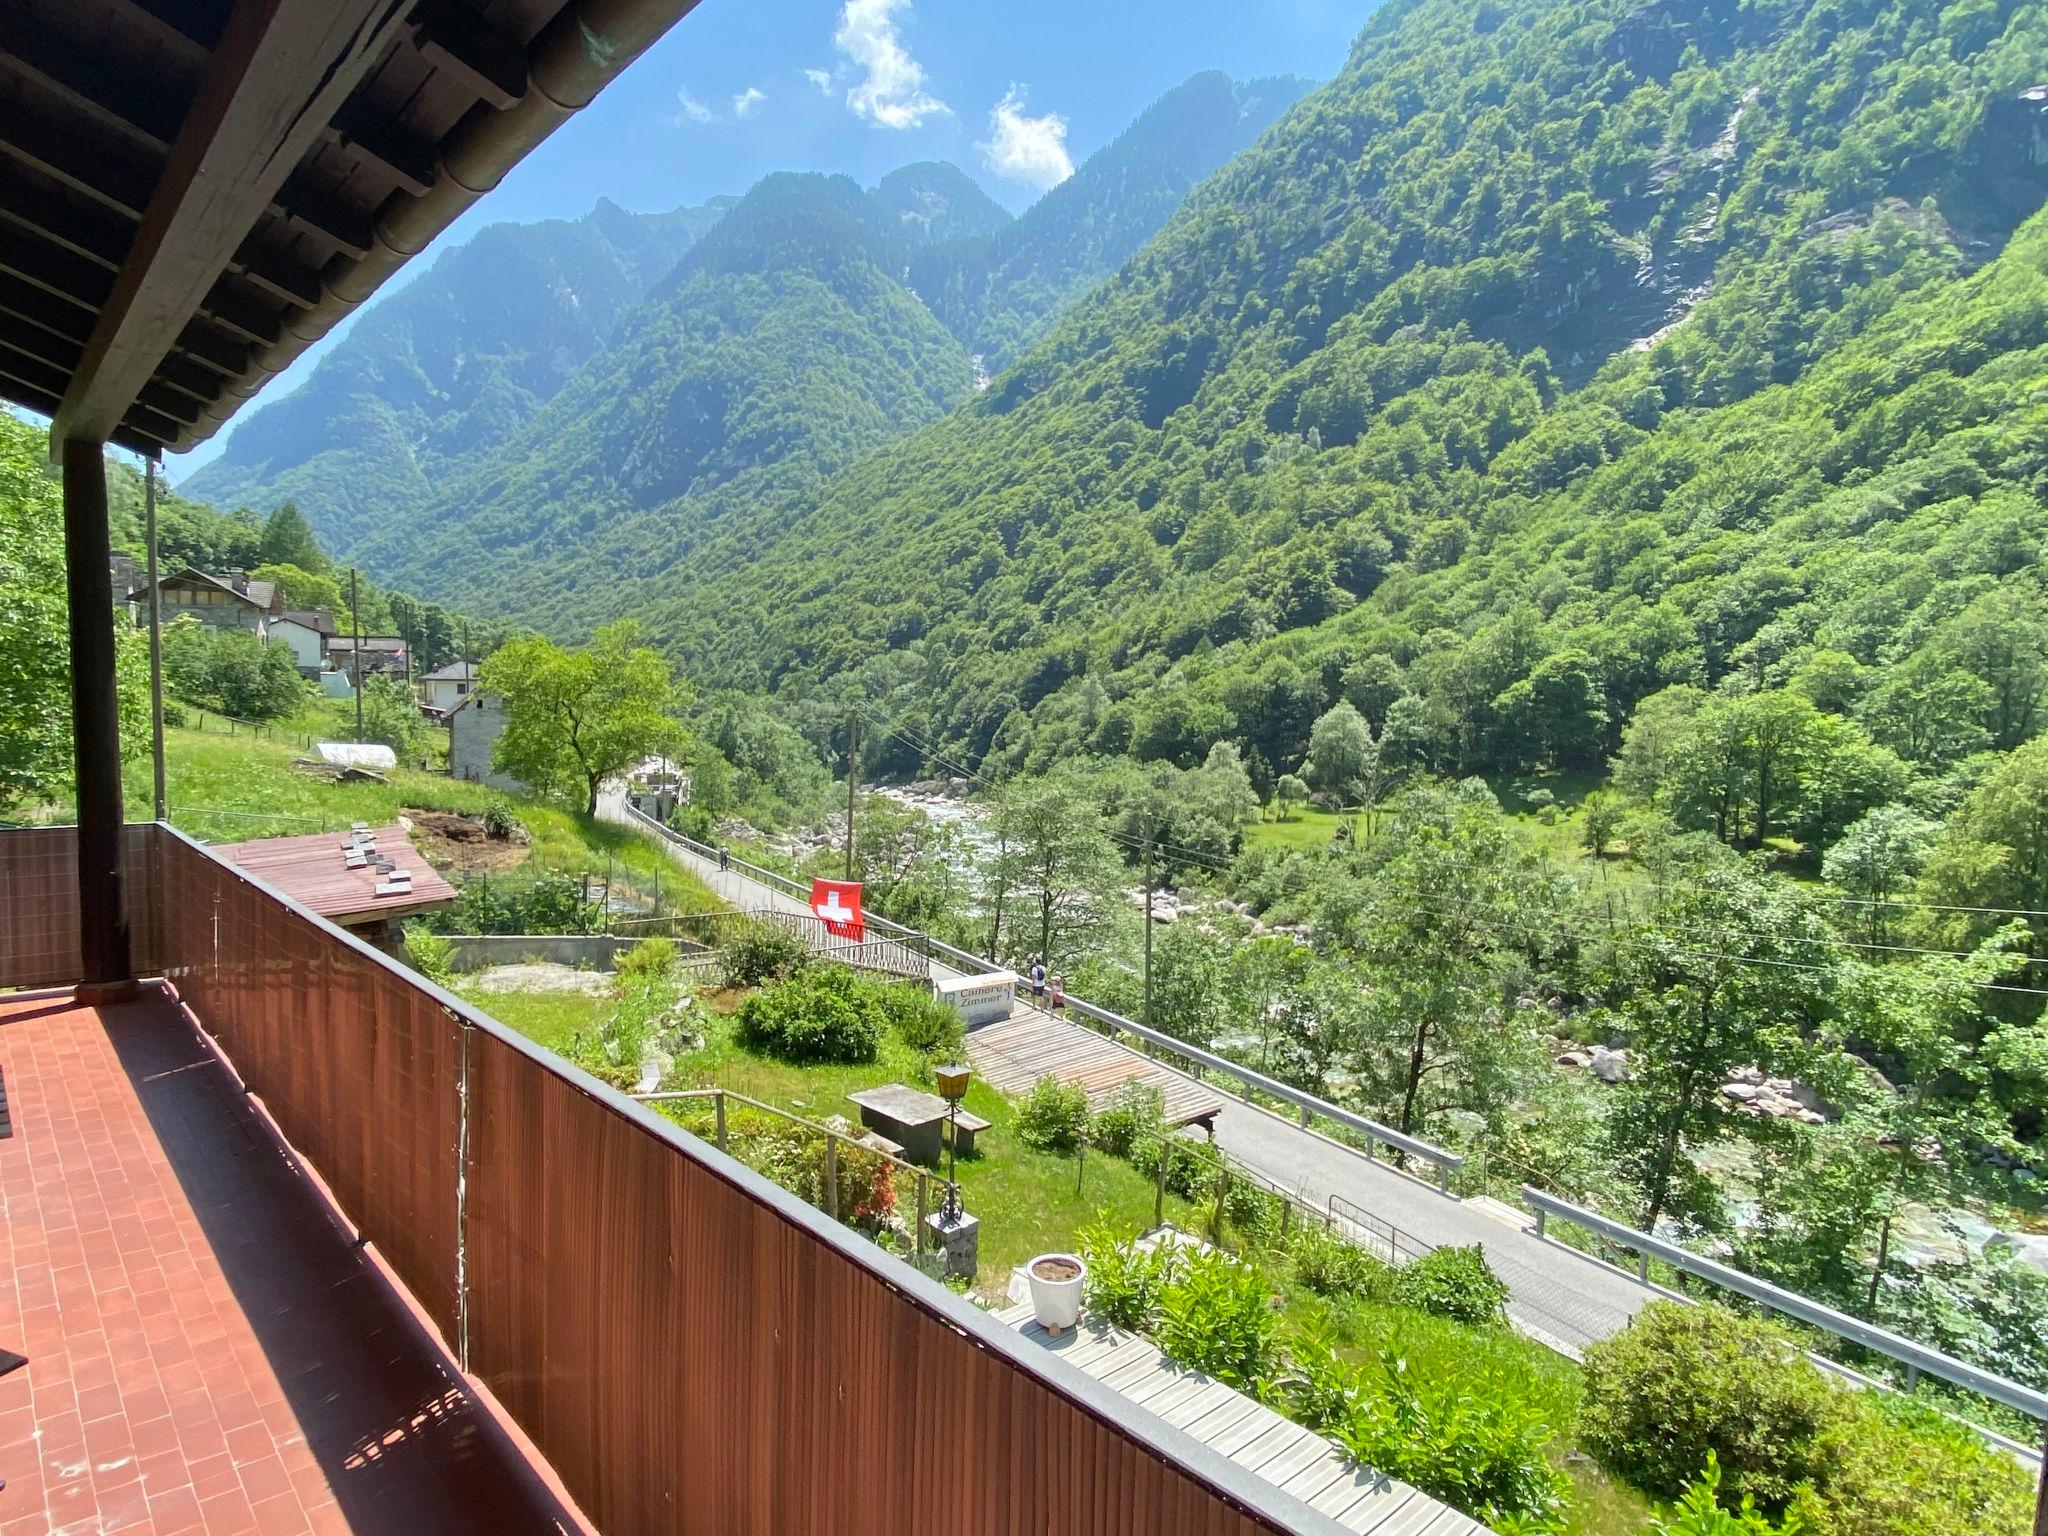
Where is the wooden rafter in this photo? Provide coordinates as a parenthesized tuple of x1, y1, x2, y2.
(53, 0, 411, 447)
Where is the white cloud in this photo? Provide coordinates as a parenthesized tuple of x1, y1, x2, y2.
(979, 86, 1074, 191)
(804, 67, 834, 95)
(834, 0, 949, 130)
(732, 86, 767, 118)
(673, 87, 715, 125)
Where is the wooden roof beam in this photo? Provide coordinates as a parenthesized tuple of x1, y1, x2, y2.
(0, 10, 189, 149)
(411, 0, 528, 112)
(53, 0, 412, 448)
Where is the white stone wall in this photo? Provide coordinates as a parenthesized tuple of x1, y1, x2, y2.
(449, 695, 527, 793)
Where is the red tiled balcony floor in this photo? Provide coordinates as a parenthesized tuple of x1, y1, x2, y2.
(0, 988, 586, 1535)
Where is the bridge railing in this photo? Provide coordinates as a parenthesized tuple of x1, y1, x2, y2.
(624, 797, 1466, 1190)
(1522, 1186, 2048, 1433)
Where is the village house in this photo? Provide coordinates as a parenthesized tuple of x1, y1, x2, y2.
(270, 609, 335, 676)
(327, 634, 409, 683)
(417, 659, 479, 715)
(127, 566, 282, 634)
(449, 690, 525, 793)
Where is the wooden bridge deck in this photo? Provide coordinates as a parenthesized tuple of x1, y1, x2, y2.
(996, 1304, 1489, 1535)
(966, 1011, 1225, 1128)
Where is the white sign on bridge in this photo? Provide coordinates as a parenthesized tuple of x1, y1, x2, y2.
(936, 971, 1017, 1027)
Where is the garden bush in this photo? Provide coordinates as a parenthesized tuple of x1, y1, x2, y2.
(723, 920, 812, 987)
(1787, 1390, 2032, 1536)
(1079, 1227, 1175, 1332)
(735, 967, 886, 1063)
(1156, 1246, 1281, 1391)
(402, 923, 456, 986)
(1393, 1245, 1511, 1326)
(885, 985, 964, 1057)
(1090, 1080, 1165, 1157)
(482, 798, 520, 839)
(726, 1118, 897, 1230)
(1288, 1223, 1396, 1302)
(1332, 1347, 1568, 1533)
(1579, 1301, 1837, 1512)
(615, 936, 677, 982)
(1654, 1454, 1799, 1536)
(1015, 1075, 1091, 1153)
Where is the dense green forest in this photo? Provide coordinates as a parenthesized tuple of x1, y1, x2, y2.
(181, 196, 732, 548)
(611, 0, 2047, 812)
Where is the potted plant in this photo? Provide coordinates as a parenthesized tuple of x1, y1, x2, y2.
(1028, 1252, 1087, 1335)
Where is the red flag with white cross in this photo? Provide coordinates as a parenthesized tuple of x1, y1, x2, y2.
(810, 879, 864, 940)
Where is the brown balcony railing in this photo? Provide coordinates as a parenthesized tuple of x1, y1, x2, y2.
(2, 822, 1349, 1536)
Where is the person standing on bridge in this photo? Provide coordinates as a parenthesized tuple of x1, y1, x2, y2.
(1029, 957, 1047, 1003)
(1048, 974, 1065, 1014)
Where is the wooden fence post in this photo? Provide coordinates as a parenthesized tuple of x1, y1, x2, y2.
(715, 1090, 727, 1152)
(916, 1173, 928, 1255)
(1154, 1145, 1168, 1229)
(825, 1134, 839, 1221)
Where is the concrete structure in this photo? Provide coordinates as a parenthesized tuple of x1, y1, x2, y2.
(450, 691, 526, 793)
(937, 969, 1018, 1025)
(419, 659, 480, 713)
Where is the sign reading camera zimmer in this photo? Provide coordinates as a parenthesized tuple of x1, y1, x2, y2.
(936, 971, 1017, 1027)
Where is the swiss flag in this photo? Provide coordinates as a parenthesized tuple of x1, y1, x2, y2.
(810, 879, 864, 940)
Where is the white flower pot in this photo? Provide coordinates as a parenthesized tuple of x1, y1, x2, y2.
(1028, 1253, 1086, 1332)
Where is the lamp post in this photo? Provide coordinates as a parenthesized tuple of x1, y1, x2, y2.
(935, 1062, 970, 1222)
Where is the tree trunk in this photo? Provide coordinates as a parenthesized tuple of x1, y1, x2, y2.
(586, 774, 601, 818)
(1399, 1018, 1431, 1136)
(1866, 1212, 1893, 1320)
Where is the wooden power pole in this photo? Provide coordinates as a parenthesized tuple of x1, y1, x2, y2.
(1142, 803, 1155, 1030)
(349, 566, 364, 743)
(844, 713, 860, 880)
(142, 456, 166, 820)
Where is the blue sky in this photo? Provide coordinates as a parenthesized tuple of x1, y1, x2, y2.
(164, 0, 1371, 482)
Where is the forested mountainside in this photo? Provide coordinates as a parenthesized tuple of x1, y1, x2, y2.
(906, 71, 1313, 373)
(627, 0, 2048, 799)
(343, 75, 1304, 607)
(346, 166, 992, 593)
(180, 195, 732, 546)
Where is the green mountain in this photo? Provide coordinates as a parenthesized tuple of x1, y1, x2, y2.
(348, 167, 992, 598)
(622, 0, 2048, 790)
(337, 74, 1307, 619)
(907, 71, 1313, 374)
(179, 195, 733, 546)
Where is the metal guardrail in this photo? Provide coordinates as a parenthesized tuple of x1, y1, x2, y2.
(1521, 1186, 2048, 1428)
(626, 800, 1466, 1189)
(1328, 1193, 1433, 1266)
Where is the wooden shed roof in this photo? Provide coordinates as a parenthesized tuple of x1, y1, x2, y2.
(1, 0, 704, 456)
(215, 823, 459, 926)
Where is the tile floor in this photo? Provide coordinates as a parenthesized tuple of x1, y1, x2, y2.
(0, 987, 582, 1535)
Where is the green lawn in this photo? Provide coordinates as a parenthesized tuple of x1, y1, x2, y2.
(124, 726, 720, 910)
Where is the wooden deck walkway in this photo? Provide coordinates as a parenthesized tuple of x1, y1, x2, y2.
(966, 1011, 1225, 1128)
(996, 1304, 1489, 1535)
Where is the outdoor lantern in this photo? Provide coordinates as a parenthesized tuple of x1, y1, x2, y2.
(935, 1064, 970, 1221)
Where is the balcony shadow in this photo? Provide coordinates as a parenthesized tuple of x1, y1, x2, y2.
(99, 991, 585, 1536)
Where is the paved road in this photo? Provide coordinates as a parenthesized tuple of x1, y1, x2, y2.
(602, 784, 1653, 1355)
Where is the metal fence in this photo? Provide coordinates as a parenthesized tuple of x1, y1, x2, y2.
(1522, 1187, 2048, 1434)
(628, 801, 1466, 1187)
(3, 824, 1350, 1536)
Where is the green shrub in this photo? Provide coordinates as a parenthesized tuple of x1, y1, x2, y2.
(1333, 1348, 1569, 1533)
(1015, 1075, 1091, 1153)
(1091, 1080, 1166, 1157)
(724, 920, 811, 987)
(1654, 1454, 1800, 1535)
(1289, 1223, 1396, 1302)
(886, 985, 964, 1057)
(1580, 1301, 1837, 1512)
(616, 936, 677, 981)
(735, 967, 886, 1063)
(402, 923, 456, 986)
(726, 1117, 898, 1229)
(1788, 1390, 2032, 1536)
(1222, 1177, 1285, 1245)
(1156, 1246, 1281, 1391)
(482, 799, 520, 839)
(1079, 1227, 1175, 1332)
(1393, 1245, 1511, 1326)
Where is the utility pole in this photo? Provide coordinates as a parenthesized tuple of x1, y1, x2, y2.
(1142, 803, 1155, 1030)
(142, 456, 166, 820)
(844, 713, 860, 880)
(349, 566, 364, 743)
